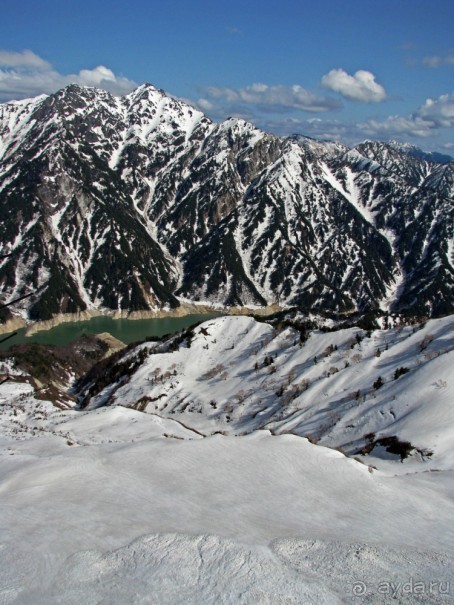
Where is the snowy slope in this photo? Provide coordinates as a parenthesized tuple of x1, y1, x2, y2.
(0, 314, 453, 602)
(77, 314, 454, 471)
(0, 413, 453, 603)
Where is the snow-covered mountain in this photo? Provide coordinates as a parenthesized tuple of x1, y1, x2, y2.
(75, 313, 454, 470)
(0, 84, 452, 321)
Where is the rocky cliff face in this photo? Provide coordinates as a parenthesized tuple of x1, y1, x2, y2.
(0, 84, 452, 320)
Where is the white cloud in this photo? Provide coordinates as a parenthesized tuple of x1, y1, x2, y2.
(0, 49, 51, 70)
(356, 93, 454, 139)
(321, 69, 387, 103)
(206, 86, 240, 104)
(196, 98, 215, 111)
(422, 53, 454, 68)
(0, 49, 137, 102)
(417, 93, 454, 128)
(196, 80, 452, 150)
(233, 91, 454, 150)
(203, 83, 341, 113)
(358, 115, 435, 138)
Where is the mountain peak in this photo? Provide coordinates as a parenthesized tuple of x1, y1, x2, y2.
(128, 82, 167, 100)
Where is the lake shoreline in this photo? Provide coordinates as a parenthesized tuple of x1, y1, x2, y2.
(0, 303, 282, 338)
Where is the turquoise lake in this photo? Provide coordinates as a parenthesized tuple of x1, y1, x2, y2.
(0, 313, 221, 349)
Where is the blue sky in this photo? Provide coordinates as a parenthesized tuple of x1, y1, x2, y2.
(0, 0, 453, 153)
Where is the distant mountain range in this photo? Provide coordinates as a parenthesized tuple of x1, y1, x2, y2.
(0, 84, 452, 321)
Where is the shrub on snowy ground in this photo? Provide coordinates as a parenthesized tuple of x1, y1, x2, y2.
(393, 367, 410, 380)
(423, 350, 439, 361)
(280, 379, 310, 406)
(419, 334, 434, 352)
(360, 436, 417, 462)
(373, 376, 384, 390)
(286, 370, 296, 385)
(298, 378, 310, 391)
(234, 390, 247, 404)
(263, 355, 274, 367)
(323, 344, 335, 357)
(200, 364, 226, 380)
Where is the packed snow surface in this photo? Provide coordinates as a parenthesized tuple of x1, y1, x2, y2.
(0, 314, 453, 603)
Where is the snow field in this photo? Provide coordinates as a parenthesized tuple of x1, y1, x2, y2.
(0, 314, 453, 603)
